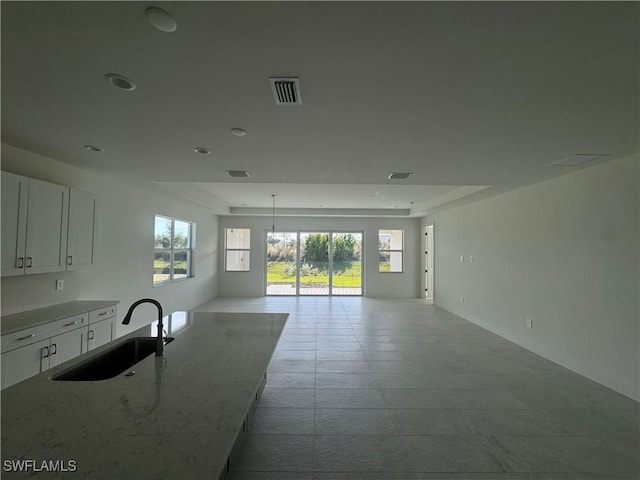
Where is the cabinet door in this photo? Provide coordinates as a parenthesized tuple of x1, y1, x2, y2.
(1, 172, 29, 276)
(49, 328, 85, 369)
(67, 189, 97, 270)
(1, 339, 50, 389)
(24, 179, 69, 275)
(88, 318, 114, 351)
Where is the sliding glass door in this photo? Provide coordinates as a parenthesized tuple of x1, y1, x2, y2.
(266, 230, 362, 296)
(299, 232, 330, 295)
(331, 232, 362, 296)
(266, 231, 297, 295)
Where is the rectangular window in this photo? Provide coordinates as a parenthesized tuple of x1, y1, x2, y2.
(154, 215, 194, 285)
(225, 228, 250, 271)
(379, 229, 403, 272)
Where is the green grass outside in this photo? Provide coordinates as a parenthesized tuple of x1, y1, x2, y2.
(154, 260, 187, 272)
(153, 260, 188, 283)
(267, 260, 362, 287)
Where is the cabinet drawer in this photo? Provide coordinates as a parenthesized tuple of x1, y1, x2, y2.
(89, 305, 117, 323)
(1, 313, 87, 353)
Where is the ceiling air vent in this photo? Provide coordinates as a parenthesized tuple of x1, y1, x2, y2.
(547, 154, 608, 167)
(388, 172, 413, 180)
(269, 77, 302, 105)
(226, 170, 250, 178)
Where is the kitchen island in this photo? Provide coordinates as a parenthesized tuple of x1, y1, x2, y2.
(1, 311, 288, 479)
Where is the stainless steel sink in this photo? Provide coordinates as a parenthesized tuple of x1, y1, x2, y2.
(52, 336, 175, 381)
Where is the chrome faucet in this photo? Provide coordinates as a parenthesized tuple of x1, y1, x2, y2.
(122, 298, 164, 356)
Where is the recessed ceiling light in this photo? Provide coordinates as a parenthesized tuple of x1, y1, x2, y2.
(84, 145, 104, 152)
(226, 170, 250, 178)
(388, 172, 413, 180)
(145, 7, 177, 32)
(230, 128, 246, 137)
(104, 73, 136, 91)
(193, 147, 210, 155)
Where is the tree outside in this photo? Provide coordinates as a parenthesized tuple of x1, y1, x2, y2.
(267, 232, 362, 291)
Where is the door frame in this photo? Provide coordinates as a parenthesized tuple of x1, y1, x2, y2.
(265, 229, 364, 296)
(425, 224, 434, 303)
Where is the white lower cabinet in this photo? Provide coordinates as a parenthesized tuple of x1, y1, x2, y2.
(88, 317, 114, 351)
(48, 328, 86, 369)
(87, 305, 116, 351)
(1, 303, 118, 389)
(1, 339, 50, 389)
(1, 326, 86, 389)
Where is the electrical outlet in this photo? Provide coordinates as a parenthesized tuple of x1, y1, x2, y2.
(526, 318, 533, 328)
(469, 255, 474, 263)
(56, 279, 64, 290)
(460, 255, 464, 262)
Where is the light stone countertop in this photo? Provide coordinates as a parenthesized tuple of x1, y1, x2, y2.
(1, 311, 289, 479)
(1, 300, 120, 335)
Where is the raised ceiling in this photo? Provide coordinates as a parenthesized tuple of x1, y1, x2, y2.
(1, 1, 638, 216)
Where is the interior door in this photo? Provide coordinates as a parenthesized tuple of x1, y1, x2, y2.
(425, 225, 434, 302)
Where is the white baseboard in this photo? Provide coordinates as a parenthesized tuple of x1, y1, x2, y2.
(437, 302, 640, 402)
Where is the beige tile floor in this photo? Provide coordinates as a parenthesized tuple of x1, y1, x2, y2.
(193, 297, 639, 480)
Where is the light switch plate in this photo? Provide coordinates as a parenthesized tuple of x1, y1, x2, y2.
(56, 279, 64, 290)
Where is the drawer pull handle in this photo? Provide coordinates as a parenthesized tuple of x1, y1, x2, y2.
(51, 343, 57, 355)
(98, 311, 110, 316)
(26, 257, 33, 268)
(67, 255, 73, 266)
(64, 321, 79, 326)
(16, 257, 24, 269)
(17, 333, 35, 341)
(88, 330, 95, 340)
(42, 346, 49, 358)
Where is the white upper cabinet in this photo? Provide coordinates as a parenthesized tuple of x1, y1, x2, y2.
(25, 178, 69, 274)
(1, 172, 97, 277)
(1, 172, 29, 276)
(67, 188, 97, 270)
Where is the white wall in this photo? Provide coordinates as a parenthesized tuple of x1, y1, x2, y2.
(1, 144, 219, 335)
(218, 216, 421, 298)
(425, 153, 639, 400)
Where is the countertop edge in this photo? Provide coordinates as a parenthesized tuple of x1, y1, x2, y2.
(1, 311, 289, 479)
(1, 300, 120, 336)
